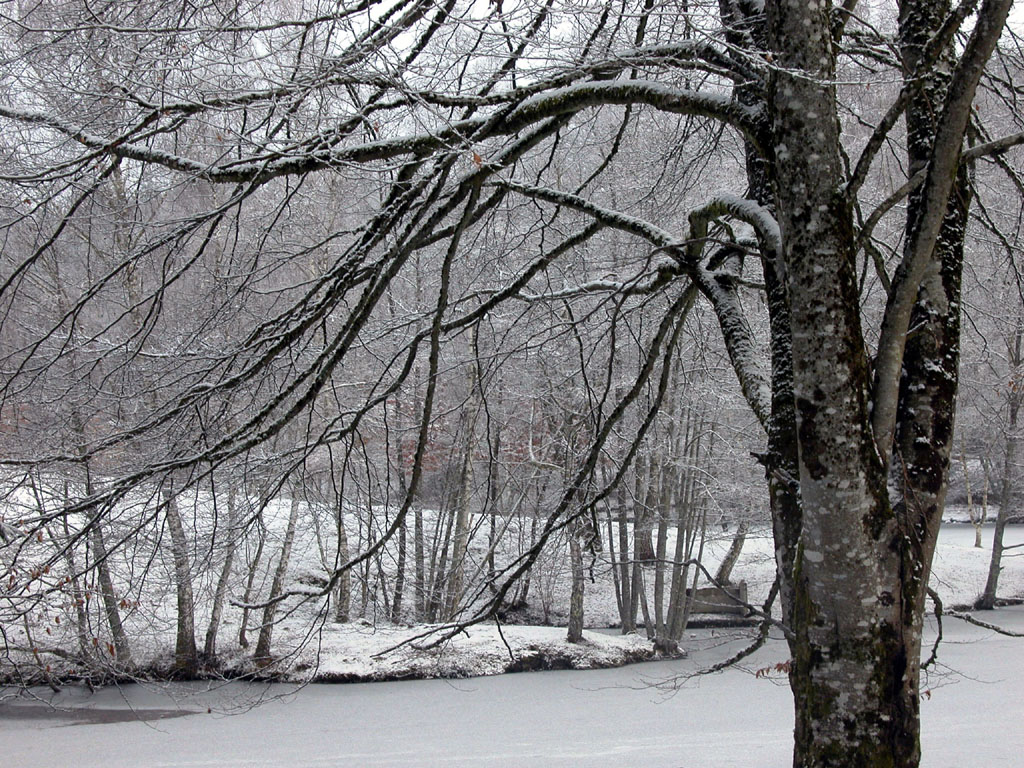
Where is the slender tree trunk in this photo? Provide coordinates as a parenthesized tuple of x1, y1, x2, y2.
(652, 480, 669, 641)
(668, 405, 705, 644)
(426, 500, 454, 623)
(204, 486, 239, 659)
(414, 506, 425, 619)
(566, 531, 585, 643)
(980, 326, 1022, 608)
(162, 482, 198, 676)
(715, 521, 747, 586)
(63, 356, 131, 668)
(334, 497, 351, 623)
(961, 443, 983, 548)
(391, 516, 407, 623)
(238, 513, 266, 649)
(445, 437, 475, 618)
(636, 566, 653, 640)
(446, 326, 483, 619)
(604, 493, 622, 617)
(254, 494, 301, 662)
(89, 521, 132, 667)
(57, 480, 93, 664)
(615, 481, 634, 632)
(665, 493, 691, 644)
(677, 505, 707, 642)
(517, 512, 539, 609)
(79, 458, 131, 668)
(628, 455, 650, 628)
(391, 390, 411, 624)
(486, 419, 503, 585)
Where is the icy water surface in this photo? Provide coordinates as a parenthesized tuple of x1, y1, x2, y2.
(3, 606, 1023, 768)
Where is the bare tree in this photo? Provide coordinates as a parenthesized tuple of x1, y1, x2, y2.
(2, 2, 1023, 765)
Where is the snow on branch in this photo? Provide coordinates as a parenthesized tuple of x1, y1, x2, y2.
(492, 179, 683, 251)
(688, 194, 781, 255)
(497, 179, 773, 426)
(0, 77, 763, 185)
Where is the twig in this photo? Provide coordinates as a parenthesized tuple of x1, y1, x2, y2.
(494, 616, 515, 663)
(945, 609, 1024, 637)
(703, 578, 780, 675)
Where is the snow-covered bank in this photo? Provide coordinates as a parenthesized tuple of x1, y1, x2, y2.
(2, 522, 1020, 687)
(274, 622, 664, 682)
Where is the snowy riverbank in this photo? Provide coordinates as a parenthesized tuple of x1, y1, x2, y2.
(3, 605, 1023, 767)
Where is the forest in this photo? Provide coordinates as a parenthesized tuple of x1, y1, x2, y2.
(1, 1, 1023, 767)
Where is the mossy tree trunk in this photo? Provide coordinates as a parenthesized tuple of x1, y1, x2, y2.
(754, 1, 1009, 765)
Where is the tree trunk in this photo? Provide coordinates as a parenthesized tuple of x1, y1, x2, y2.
(652, 462, 670, 642)
(980, 323, 1022, 608)
(79, 457, 131, 668)
(391, 390, 410, 624)
(90, 520, 133, 668)
(162, 482, 198, 676)
(204, 485, 239, 660)
(391, 515, 407, 624)
(57, 480, 94, 665)
(425, 500, 454, 623)
(334, 497, 351, 623)
(667, 404, 705, 644)
(714, 521, 747, 587)
(237, 515, 266, 649)
(445, 325, 483, 619)
(769, 3, 910, 763)
(485, 419, 503, 586)
(615, 480, 634, 632)
(69, 404, 131, 668)
(254, 494, 301, 662)
(414, 506, 425, 619)
(566, 532, 585, 643)
(445, 436, 475, 619)
(760, 1, 1007, 763)
(960, 443, 983, 548)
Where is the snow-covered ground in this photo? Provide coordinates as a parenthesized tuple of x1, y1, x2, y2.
(142, 521, 1019, 685)
(291, 621, 657, 681)
(3, 512, 1020, 685)
(2, 605, 1022, 767)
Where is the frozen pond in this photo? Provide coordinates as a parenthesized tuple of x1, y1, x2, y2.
(3, 605, 1023, 767)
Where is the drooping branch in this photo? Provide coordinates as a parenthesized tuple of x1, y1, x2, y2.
(0, 78, 762, 187)
(497, 179, 775, 425)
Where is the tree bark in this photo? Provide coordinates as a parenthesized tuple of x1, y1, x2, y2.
(445, 325, 483, 619)
(205, 486, 239, 659)
(162, 482, 198, 676)
(960, 443, 984, 548)
(566, 531, 585, 643)
(254, 494, 302, 662)
(615, 479, 634, 632)
(89, 519, 133, 668)
(768, 2, 910, 763)
(715, 521, 747, 587)
(414, 506, 425, 620)
(334, 497, 352, 623)
(237, 514, 266, 650)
